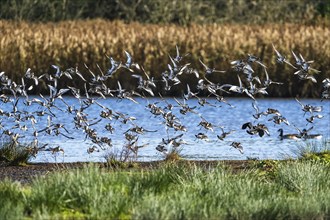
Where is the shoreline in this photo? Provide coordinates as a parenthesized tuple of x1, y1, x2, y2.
(0, 160, 257, 184)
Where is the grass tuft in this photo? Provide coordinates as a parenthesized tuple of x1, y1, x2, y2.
(0, 141, 32, 166)
(291, 139, 330, 165)
(164, 148, 183, 162)
(104, 147, 138, 169)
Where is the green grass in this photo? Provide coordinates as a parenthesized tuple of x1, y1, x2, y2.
(0, 160, 330, 219)
(0, 180, 26, 220)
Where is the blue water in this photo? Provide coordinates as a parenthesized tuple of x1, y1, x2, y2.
(1, 96, 329, 162)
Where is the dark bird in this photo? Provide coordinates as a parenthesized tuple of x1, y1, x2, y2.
(230, 142, 244, 154)
(277, 129, 300, 140)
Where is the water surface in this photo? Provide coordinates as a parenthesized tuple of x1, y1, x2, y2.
(1, 97, 329, 162)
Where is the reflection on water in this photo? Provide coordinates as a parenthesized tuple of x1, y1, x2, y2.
(1, 97, 329, 162)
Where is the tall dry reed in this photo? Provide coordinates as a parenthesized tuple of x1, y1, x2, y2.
(0, 19, 329, 97)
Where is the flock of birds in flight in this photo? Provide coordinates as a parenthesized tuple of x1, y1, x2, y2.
(0, 44, 329, 159)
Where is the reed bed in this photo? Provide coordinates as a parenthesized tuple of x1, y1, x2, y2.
(1, 161, 330, 219)
(0, 19, 329, 97)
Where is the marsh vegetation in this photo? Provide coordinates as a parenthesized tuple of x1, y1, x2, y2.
(1, 158, 330, 219)
(0, 20, 329, 97)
